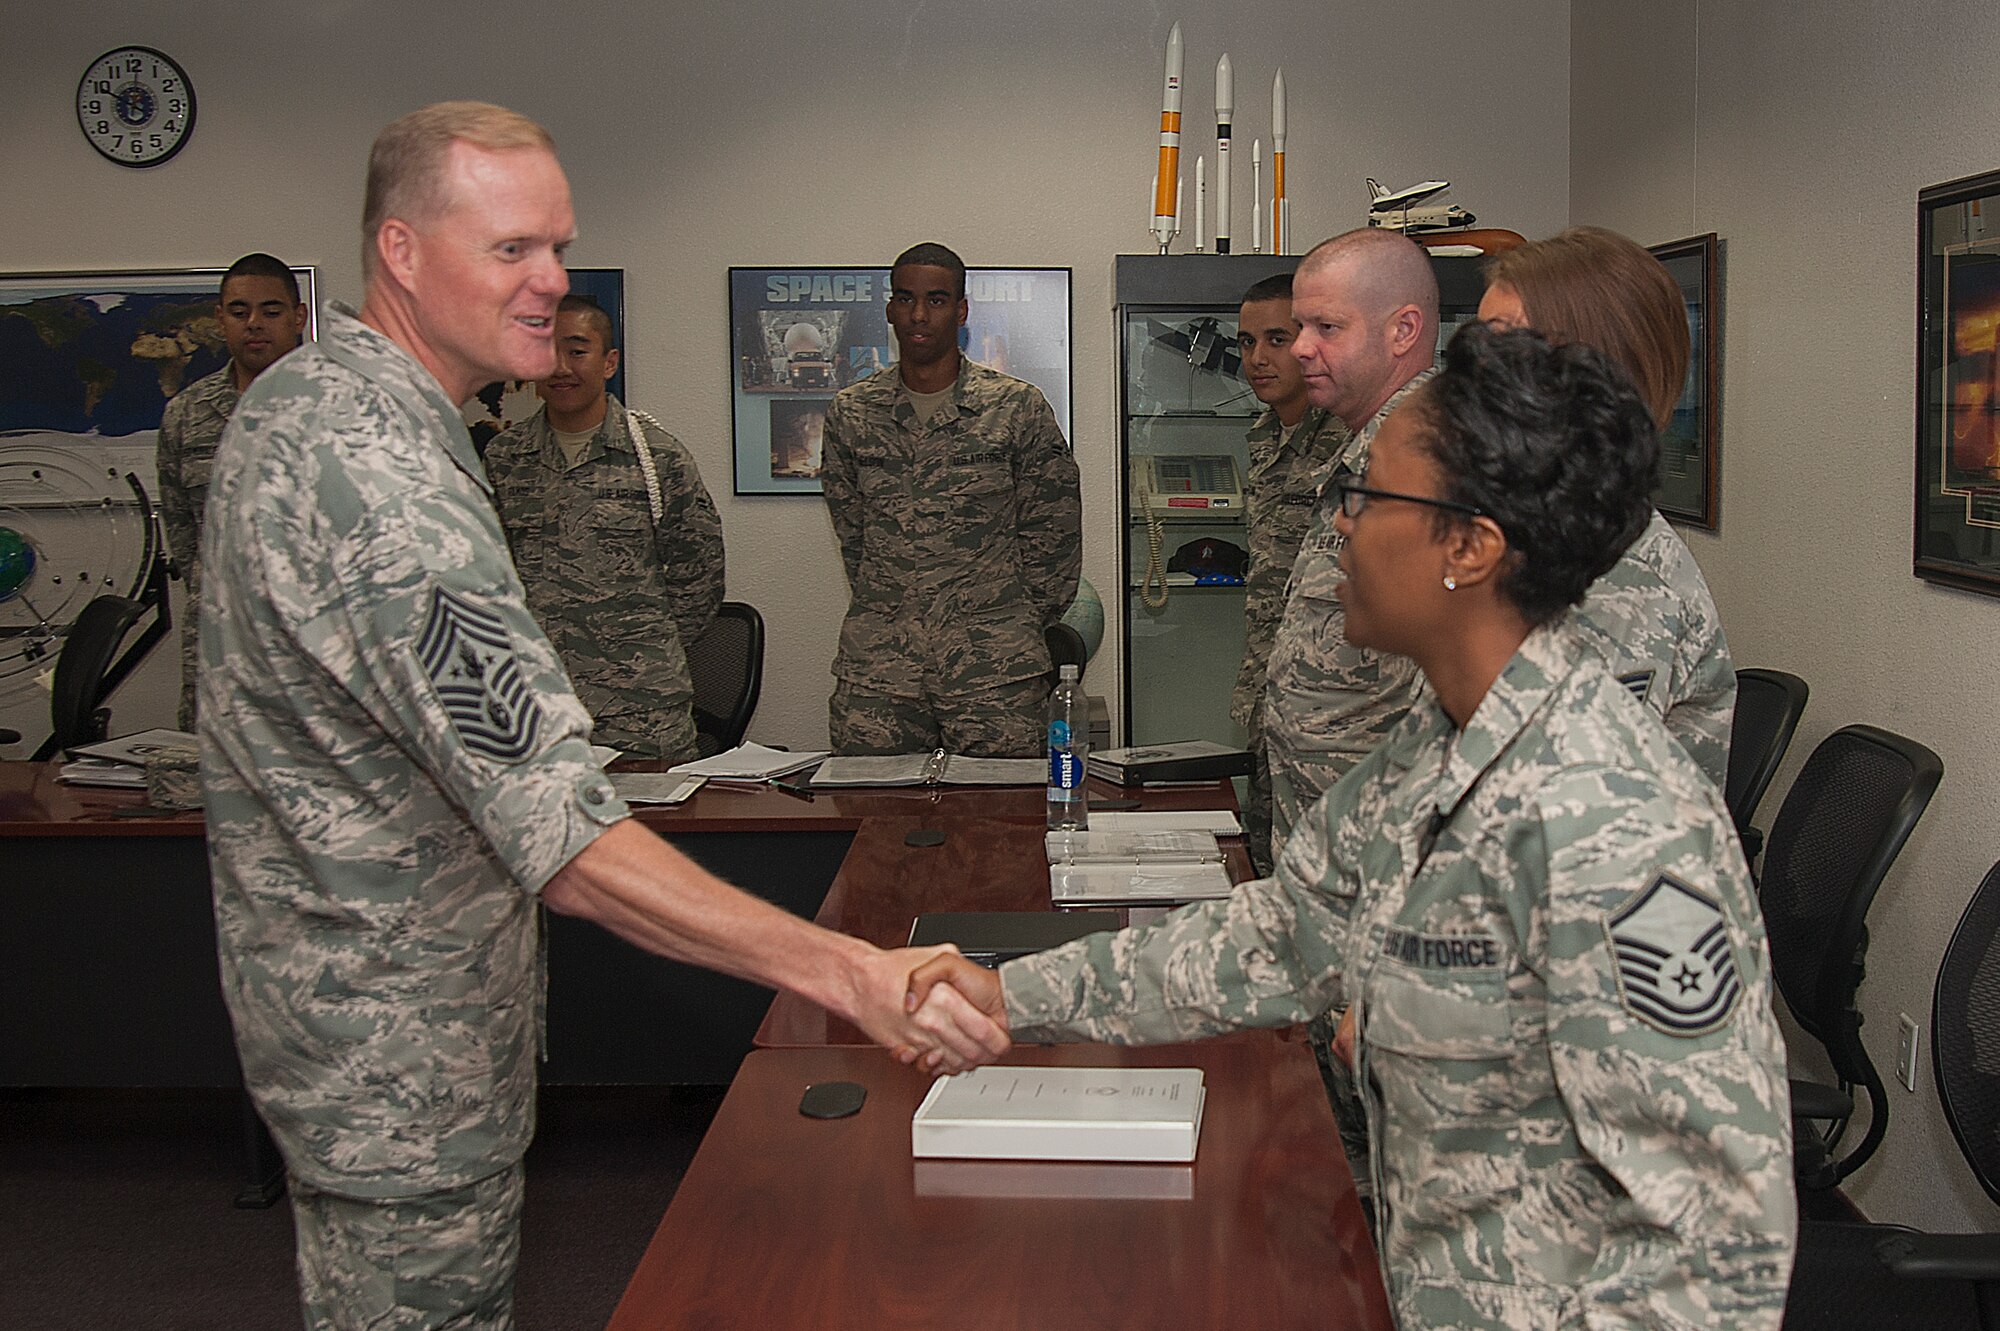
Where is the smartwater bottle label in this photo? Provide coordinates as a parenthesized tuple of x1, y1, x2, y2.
(1048, 719, 1071, 746)
(1049, 751, 1084, 790)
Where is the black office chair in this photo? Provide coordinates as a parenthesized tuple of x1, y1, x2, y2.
(30, 594, 150, 760)
(1726, 668, 1810, 864)
(1046, 621, 1088, 677)
(686, 602, 764, 758)
(1757, 724, 1943, 1189)
(1783, 861, 2000, 1331)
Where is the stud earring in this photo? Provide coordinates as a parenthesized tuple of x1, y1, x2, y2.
(1443, 575, 1457, 591)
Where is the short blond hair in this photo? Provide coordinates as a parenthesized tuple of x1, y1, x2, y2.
(362, 101, 555, 281)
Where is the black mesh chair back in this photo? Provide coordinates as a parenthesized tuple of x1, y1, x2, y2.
(31, 594, 148, 760)
(1045, 622, 1088, 675)
(1935, 860, 2000, 1208)
(1783, 863, 2000, 1331)
(1725, 669, 1809, 853)
(1759, 723, 1942, 1186)
(686, 602, 764, 758)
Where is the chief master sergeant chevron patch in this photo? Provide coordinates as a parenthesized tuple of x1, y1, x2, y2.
(415, 585, 545, 762)
(1608, 872, 1744, 1036)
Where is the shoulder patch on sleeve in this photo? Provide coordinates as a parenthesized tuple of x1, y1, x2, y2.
(1617, 668, 1658, 707)
(1607, 872, 1742, 1036)
(415, 585, 545, 763)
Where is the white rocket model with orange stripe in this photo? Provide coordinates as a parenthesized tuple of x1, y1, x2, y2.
(1272, 68, 1289, 254)
(1151, 22, 1184, 253)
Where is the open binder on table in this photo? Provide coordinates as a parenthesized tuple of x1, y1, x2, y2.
(810, 750, 1045, 789)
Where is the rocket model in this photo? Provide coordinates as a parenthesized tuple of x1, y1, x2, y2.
(1194, 155, 1207, 252)
(1213, 53, 1233, 254)
(1272, 69, 1288, 254)
(1152, 23, 1184, 253)
(1251, 140, 1263, 254)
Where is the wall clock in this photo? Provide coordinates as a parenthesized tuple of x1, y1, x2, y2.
(77, 46, 196, 167)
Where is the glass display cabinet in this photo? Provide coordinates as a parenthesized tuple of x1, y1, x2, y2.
(1114, 252, 1485, 746)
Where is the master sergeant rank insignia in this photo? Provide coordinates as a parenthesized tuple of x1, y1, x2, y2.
(1608, 872, 1743, 1036)
(416, 586, 545, 763)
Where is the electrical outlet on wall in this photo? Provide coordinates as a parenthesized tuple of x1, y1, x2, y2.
(1897, 1013, 1921, 1092)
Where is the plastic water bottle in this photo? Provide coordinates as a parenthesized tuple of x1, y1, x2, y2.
(1047, 664, 1089, 831)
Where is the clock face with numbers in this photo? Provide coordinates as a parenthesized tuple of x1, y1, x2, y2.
(76, 46, 196, 167)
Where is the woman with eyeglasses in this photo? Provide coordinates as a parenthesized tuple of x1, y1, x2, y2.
(1478, 226, 1734, 791)
(909, 323, 1795, 1331)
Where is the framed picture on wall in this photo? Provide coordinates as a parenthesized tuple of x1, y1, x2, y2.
(725, 266, 1073, 495)
(0, 265, 318, 444)
(1917, 170, 2000, 597)
(1646, 233, 1721, 530)
(0, 265, 316, 706)
(461, 266, 624, 454)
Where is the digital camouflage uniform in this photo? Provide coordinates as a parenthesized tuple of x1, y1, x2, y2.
(821, 358, 1080, 756)
(157, 364, 242, 731)
(1002, 615, 1795, 1331)
(1578, 509, 1734, 791)
(1263, 370, 1434, 856)
(198, 303, 629, 1331)
(484, 394, 723, 763)
(1230, 404, 1350, 874)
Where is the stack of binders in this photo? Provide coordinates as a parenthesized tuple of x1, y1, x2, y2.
(1086, 739, 1251, 786)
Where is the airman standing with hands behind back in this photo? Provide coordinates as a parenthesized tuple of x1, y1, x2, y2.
(1230, 271, 1352, 873)
(156, 252, 307, 730)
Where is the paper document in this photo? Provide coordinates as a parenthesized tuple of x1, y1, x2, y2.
(1045, 829, 1223, 865)
(810, 752, 1045, 788)
(69, 728, 196, 766)
(1049, 860, 1235, 906)
(1086, 810, 1242, 835)
(611, 773, 707, 806)
(668, 742, 827, 781)
(56, 758, 149, 789)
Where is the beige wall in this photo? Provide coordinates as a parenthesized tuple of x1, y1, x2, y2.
(1574, 0, 2000, 1232)
(0, 0, 1571, 751)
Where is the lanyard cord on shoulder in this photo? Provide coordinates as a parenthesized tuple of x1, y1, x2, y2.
(623, 407, 666, 526)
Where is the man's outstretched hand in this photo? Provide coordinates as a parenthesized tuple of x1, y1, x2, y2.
(902, 951, 1012, 1074)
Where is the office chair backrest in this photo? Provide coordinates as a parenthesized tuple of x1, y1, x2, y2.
(1046, 622, 1088, 676)
(1934, 860, 2000, 1208)
(1725, 668, 1810, 834)
(1759, 724, 1943, 1044)
(686, 602, 764, 757)
(41, 594, 148, 757)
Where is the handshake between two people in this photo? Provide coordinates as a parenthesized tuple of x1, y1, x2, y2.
(883, 948, 1013, 1074)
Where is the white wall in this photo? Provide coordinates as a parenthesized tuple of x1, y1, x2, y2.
(0, 0, 1571, 752)
(1574, 0, 2000, 1232)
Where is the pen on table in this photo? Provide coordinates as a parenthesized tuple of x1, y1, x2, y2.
(770, 778, 816, 802)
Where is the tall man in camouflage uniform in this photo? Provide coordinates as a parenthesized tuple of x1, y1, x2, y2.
(1231, 272, 1352, 874)
(156, 252, 307, 730)
(1263, 229, 1439, 854)
(198, 103, 1005, 1331)
(905, 328, 1796, 1331)
(485, 294, 722, 762)
(820, 243, 1081, 755)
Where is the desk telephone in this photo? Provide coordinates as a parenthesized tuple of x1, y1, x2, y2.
(1132, 455, 1245, 609)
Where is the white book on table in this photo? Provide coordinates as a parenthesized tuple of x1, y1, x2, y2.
(911, 1066, 1205, 1163)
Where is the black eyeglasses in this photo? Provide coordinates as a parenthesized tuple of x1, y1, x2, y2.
(1333, 479, 1486, 521)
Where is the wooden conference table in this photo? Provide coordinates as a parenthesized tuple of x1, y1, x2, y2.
(603, 789, 1394, 1330)
(0, 763, 1239, 1091)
